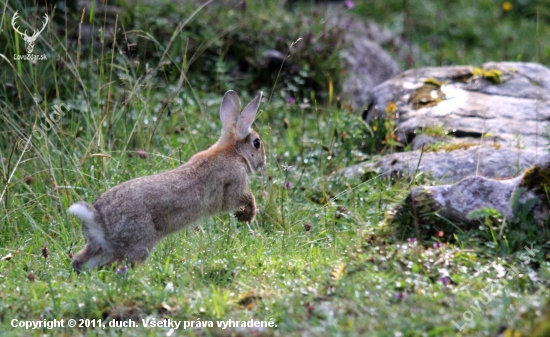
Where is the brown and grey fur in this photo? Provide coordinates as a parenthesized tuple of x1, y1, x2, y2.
(68, 90, 265, 273)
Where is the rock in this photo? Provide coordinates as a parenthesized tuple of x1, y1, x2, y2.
(385, 153, 550, 251)
(340, 38, 401, 110)
(262, 49, 299, 74)
(343, 147, 537, 184)
(326, 8, 403, 109)
(345, 62, 550, 183)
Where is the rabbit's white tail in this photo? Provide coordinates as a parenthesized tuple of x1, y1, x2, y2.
(68, 202, 108, 249)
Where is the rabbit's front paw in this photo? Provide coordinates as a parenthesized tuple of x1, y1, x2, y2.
(235, 192, 256, 223)
(235, 206, 255, 223)
(72, 259, 83, 274)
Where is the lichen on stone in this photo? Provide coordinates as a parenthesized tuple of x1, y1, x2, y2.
(423, 142, 501, 152)
(424, 142, 477, 152)
(423, 77, 446, 87)
(417, 125, 448, 138)
(471, 67, 502, 84)
(408, 82, 446, 110)
(519, 164, 550, 194)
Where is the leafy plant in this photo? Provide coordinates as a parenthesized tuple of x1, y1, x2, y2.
(467, 207, 503, 223)
(510, 187, 539, 225)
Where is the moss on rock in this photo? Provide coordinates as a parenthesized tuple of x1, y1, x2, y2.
(519, 164, 550, 194)
(472, 67, 503, 84)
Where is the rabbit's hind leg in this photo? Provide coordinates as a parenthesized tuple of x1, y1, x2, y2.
(126, 246, 153, 268)
(97, 255, 123, 272)
(72, 244, 102, 273)
(94, 246, 152, 271)
(87, 253, 104, 269)
(72, 244, 90, 273)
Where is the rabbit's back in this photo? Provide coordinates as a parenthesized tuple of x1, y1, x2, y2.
(93, 151, 248, 239)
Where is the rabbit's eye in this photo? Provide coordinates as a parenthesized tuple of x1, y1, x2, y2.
(253, 138, 261, 149)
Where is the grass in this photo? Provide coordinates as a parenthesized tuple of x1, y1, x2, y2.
(354, 0, 550, 67)
(1, 0, 550, 336)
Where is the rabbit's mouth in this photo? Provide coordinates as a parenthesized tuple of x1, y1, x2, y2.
(255, 157, 267, 175)
(256, 164, 266, 176)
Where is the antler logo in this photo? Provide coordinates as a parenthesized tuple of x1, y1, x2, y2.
(11, 11, 49, 54)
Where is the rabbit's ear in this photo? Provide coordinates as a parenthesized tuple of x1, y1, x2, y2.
(236, 92, 262, 139)
(220, 90, 241, 133)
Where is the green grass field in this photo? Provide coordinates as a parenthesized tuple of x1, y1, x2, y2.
(1, 1, 549, 336)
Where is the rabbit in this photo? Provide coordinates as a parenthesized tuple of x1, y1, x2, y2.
(68, 90, 265, 273)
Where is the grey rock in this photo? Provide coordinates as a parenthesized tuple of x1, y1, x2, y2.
(364, 62, 550, 150)
(346, 62, 550, 183)
(411, 175, 522, 222)
(326, 9, 402, 109)
(262, 49, 299, 74)
(386, 154, 550, 248)
(340, 39, 401, 110)
(344, 147, 537, 184)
